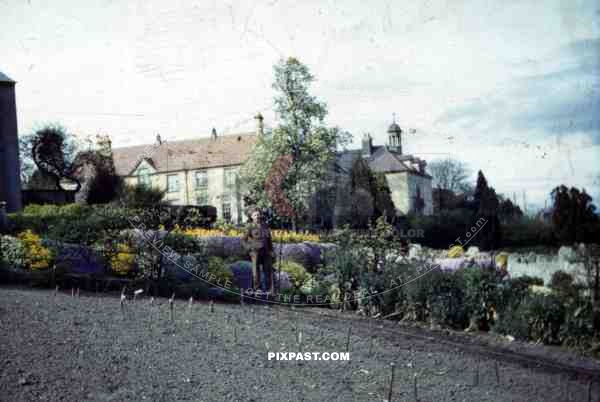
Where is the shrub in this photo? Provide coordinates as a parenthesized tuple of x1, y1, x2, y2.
(207, 257, 233, 285)
(18, 230, 53, 270)
(496, 275, 544, 313)
(523, 293, 566, 344)
(8, 204, 215, 246)
(0, 235, 26, 269)
(500, 218, 555, 249)
(110, 243, 135, 275)
(116, 183, 166, 208)
(493, 306, 530, 340)
(280, 260, 310, 291)
(406, 210, 473, 249)
(427, 270, 468, 328)
(402, 266, 468, 327)
(494, 292, 565, 344)
(549, 270, 579, 303)
(458, 266, 502, 330)
(229, 260, 253, 289)
(560, 299, 597, 350)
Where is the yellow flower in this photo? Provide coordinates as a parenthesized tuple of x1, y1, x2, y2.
(110, 243, 135, 275)
(177, 226, 320, 243)
(17, 230, 53, 270)
(448, 245, 464, 258)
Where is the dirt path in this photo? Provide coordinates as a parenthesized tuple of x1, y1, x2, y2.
(0, 287, 595, 401)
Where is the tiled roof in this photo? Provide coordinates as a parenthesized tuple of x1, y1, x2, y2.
(367, 147, 431, 177)
(0, 70, 15, 84)
(335, 146, 432, 178)
(112, 132, 258, 176)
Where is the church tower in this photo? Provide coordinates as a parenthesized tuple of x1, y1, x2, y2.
(0, 70, 22, 212)
(387, 115, 402, 154)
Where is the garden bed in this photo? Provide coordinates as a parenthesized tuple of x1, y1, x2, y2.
(0, 287, 596, 401)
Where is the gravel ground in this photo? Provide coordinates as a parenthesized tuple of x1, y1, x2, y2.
(0, 287, 595, 402)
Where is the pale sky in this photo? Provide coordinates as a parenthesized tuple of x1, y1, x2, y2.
(1, 0, 599, 210)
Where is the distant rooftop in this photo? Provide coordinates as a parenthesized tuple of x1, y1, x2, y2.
(0, 70, 15, 84)
(112, 131, 259, 176)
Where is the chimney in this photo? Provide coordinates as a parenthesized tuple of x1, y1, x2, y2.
(95, 134, 113, 158)
(361, 133, 373, 157)
(418, 160, 427, 174)
(211, 127, 217, 140)
(156, 133, 162, 145)
(255, 113, 264, 136)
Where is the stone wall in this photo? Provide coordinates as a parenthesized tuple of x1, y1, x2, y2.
(506, 246, 590, 285)
(408, 243, 593, 286)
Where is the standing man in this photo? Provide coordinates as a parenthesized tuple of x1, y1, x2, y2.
(243, 209, 275, 295)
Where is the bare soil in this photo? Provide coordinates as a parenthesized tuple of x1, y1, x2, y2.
(0, 287, 596, 401)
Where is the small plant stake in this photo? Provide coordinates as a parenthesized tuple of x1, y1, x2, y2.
(120, 292, 126, 314)
(265, 341, 271, 367)
(150, 296, 154, 305)
(494, 361, 500, 385)
(210, 299, 214, 313)
(169, 293, 175, 322)
(234, 326, 238, 343)
(387, 362, 395, 402)
(54, 285, 59, 297)
(298, 331, 303, 352)
(71, 287, 75, 297)
(472, 361, 479, 387)
(345, 327, 351, 353)
(133, 289, 143, 303)
(587, 380, 592, 402)
(188, 296, 193, 310)
(76, 288, 80, 298)
(240, 288, 244, 306)
(413, 372, 418, 402)
(227, 314, 231, 324)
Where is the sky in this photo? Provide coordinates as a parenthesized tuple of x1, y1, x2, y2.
(1, 0, 599, 211)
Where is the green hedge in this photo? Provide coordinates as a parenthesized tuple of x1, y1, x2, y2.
(7, 204, 214, 244)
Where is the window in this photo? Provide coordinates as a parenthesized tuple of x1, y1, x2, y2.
(167, 174, 180, 193)
(223, 168, 238, 223)
(195, 170, 208, 188)
(222, 201, 232, 223)
(194, 170, 209, 205)
(224, 167, 237, 188)
(138, 167, 151, 187)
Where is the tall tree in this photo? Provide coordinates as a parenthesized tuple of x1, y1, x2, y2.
(20, 124, 82, 191)
(472, 170, 502, 250)
(473, 170, 488, 208)
(240, 57, 350, 227)
(551, 185, 598, 245)
(428, 158, 471, 193)
(498, 197, 523, 224)
(349, 159, 395, 228)
(78, 136, 121, 204)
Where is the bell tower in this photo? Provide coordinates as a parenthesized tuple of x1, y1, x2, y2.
(387, 113, 402, 154)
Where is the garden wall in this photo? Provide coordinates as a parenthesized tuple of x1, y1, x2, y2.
(505, 246, 589, 285)
(408, 244, 591, 285)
